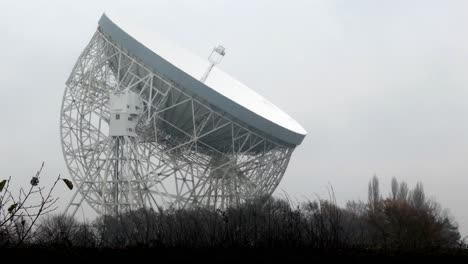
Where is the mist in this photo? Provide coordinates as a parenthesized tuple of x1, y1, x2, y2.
(1, 0, 467, 236)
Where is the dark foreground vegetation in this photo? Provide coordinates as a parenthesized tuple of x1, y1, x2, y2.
(1, 166, 467, 259)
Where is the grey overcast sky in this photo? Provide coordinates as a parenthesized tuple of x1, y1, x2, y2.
(1, 0, 468, 236)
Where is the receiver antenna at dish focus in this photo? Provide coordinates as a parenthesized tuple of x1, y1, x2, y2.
(200, 45, 226, 83)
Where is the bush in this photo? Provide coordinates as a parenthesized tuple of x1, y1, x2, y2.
(0, 163, 73, 247)
(2, 172, 465, 254)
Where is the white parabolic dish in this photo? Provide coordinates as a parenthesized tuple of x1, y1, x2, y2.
(99, 14, 306, 146)
(62, 13, 308, 214)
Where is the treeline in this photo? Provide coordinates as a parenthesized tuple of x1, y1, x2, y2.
(1, 176, 467, 254)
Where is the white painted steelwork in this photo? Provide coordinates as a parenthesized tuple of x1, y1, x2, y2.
(200, 45, 226, 83)
(61, 14, 305, 216)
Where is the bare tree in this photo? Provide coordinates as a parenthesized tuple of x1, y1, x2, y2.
(0, 162, 73, 247)
(397, 182, 409, 201)
(410, 182, 425, 209)
(391, 177, 398, 200)
(368, 175, 380, 213)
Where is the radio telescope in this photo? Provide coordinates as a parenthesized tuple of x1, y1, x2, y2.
(61, 14, 306, 216)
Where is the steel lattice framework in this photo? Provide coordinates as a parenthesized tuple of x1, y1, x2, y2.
(61, 30, 294, 216)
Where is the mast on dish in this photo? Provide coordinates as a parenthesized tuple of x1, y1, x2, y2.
(200, 45, 226, 83)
